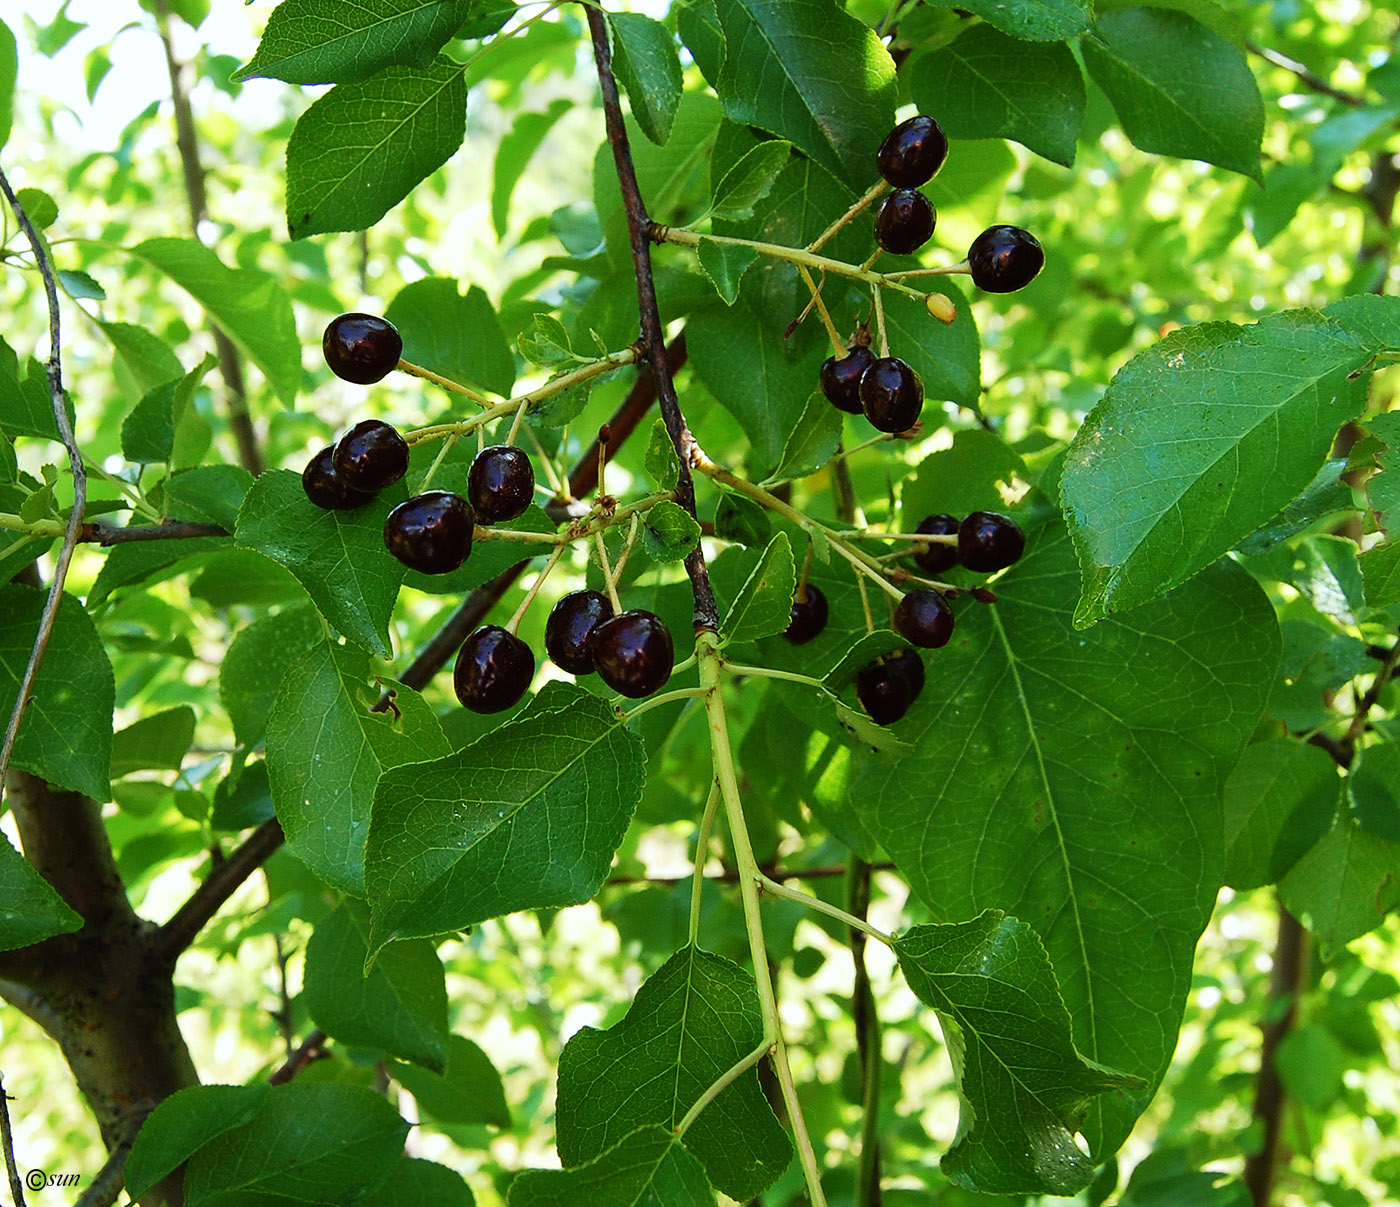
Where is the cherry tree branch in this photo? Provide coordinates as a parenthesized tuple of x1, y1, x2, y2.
(1245, 42, 1364, 107)
(0, 168, 86, 806)
(0, 1075, 27, 1207)
(584, 7, 720, 632)
(268, 1030, 329, 1085)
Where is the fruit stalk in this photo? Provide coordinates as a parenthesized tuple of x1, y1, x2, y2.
(586, 6, 719, 631)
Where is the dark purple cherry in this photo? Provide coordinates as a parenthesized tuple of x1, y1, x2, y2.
(859, 357, 923, 433)
(819, 345, 875, 415)
(886, 647, 926, 704)
(877, 115, 949, 188)
(384, 491, 474, 574)
(591, 610, 674, 699)
(894, 589, 955, 649)
(332, 419, 409, 493)
(912, 513, 959, 575)
(855, 656, 913, 726)
(468, 445, 535, 523)
(323, 313, 402, 384)
(302, 445, 374, 510)
(967, 225, 1044, 293)
(874, 189, 935, 256)
(783, 584, 829, 645)
(453, 625, 534, 713)
(958, 511, 1025, 572)
(545, 589, 614, 675)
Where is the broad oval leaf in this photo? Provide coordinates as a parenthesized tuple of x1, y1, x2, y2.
(0, 831, 81, 952)
(939, 0, 1090, 41)
(723, 531, 795, 645)
(509, 1125, 714, 1207)
(1061, 311, 1371, 626)
(366, 682, 646, 955)
(285, 56, 467, 239)
(713, 0, 895, 191)
(854, 524, 1278, 1157)
(234, 0, 477, 85)
(609, 12, 683, 146)
(1081, 7, 1263, 182)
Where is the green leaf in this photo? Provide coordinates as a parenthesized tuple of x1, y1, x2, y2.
(557, 945, 790, 1199)
(833, 696, 916, 756)
(882, 282, 981, 412)
(111, 706, 196, 778)
(644, 419, 680, 491)
(183, 1083, 408, 1205)
(366, 682, 645, 953)
(98, 320, 183, 394)
(642, 499, 701, 563)
(161, 464, 254, 530)
(1326, 292, 1400, 352)
(364, 1158, 476, 1207)
(710, 140, 792, 221)
(609, 12, 683, 146)
(714, 489, 772, 547)
(1081, 7, 1263, 182)
(1361, 541, 1400, 608)
(677, 0, 724, 86)
(900, 429, 1027, 524)
(59, 269, 105, 301)
(0, 585, 113, 802)
(234, 0, 477, 85)
(386, 278, 514, 396)
(88, 537, 232, 606)
(121, 380, 177, 464)
(1360, 410, 1400, 537)
(128, 238, 300, 407)
(1223, 738, 1340, 891)
(390, 1034, 511, 1128)
(0, 353, 71, 442)
(911, 24, 1085, 167)
(286, 56, 467, 239)
(924, 0, 1089, 40)
(1281, 816, 1400, 952)
(688, 301, 828, 473)
(896, 912, 1143, 1196)
(305, 904, 448, 1071)
(696, 237, 758, 305)
(266, 639, 451, 896)
(855, 526, 1278, 1155)
(1350, 743, 1400, 843)
(15, 187, 57, 231)
(493, 99, 572, 238)
(0, 831, 81, 952)
(713, 0, 895, 191)
(0, 19, 15, 152)
(220, 604, 324, 749)
(509, 1125, 715, 1207)
(723, 531, 795, 645)
(518, 313, 575, 366)
(763, 392, 842, 485)
(125, 1084, 272, 1201)
(1062, 312, 1371, 626)
(234, 469, 406, 658)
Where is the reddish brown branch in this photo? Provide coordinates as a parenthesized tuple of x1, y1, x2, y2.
(268, 1030, 329, 1086)
(0, 1075, 27, 1207)
(585, 8, 720, 632)
(83, 520, 230, 545)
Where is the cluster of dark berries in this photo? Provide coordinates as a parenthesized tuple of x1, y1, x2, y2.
(820, 115, 1045, 434)
(779, 510, 1024, 727)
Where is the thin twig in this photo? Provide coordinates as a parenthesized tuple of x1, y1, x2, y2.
(585, 7, 720, 632)
(0, 169, 87, 803)
(268, 1030, 329, 1085)
(1246, 42, 1364, 107)
(73, 1140, 129, 1207)
(0, 1075, 27, 1207)
(84, 519, 229, 545)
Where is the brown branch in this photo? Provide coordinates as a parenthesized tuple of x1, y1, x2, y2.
(0, 1075, 27, 1207)
(82, 519, 229, 545)
(1246, 42, 1364, 108)
(0, 170, 87, 802)
(74, 1140, 130, 1207)
(153, 0, 263, 476)
(268, 1030, 329, 1086)
(153, 819, 284, 965)
(1243, 902, 1309, 1207)
(585, 8, 720, 633)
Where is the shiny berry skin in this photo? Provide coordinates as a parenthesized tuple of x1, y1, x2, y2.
(545, 589, 614, 675)
(859, 356, 923, 433)
(332, 419, 409, 493)
(856, 657, 911, 726)
(873, 189, 935, 256)
(468, 445, 535, 523)
(591, 610, 674, 699)
(323, 313, 402, 384)
(302, 445, 374, 510)
(819, 346, 875, 415)
(912, 513, 959, 575)
(384, 491, 474, 574)
(886, 647, 926, 704)
(783, 584, 829, 645)
(894, 589, 955, 648)
(958, 511, 1025, 572)
(967, 225, 1044, 293)
(877, 115, 949, 188)
(453, 625, 534, 714)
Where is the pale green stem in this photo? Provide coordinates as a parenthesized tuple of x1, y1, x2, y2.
(524, 425, 566, 496)
(656, 227, 925, 300)
(418, 432, 457, 491)
(720, 662, 827, 691)
(759, 873, 895, 946)
(505, 543, 566, 633)
(397, 358, 495, 408)
(882, 261, 972, 281)
(872, 283, 889, 359)
(0, 514, 64, 537)
(609, 511, 643, 585)
(505, 393, 530, 447)
(855, 567, 876, 633)
(808, 182, 888, 253)
(676, 1036, 775, 1137)
(699, 635, 829, 1207)
(619, 686, 708, 723)
(594, 530, 623, 614)
(689, 781, 722, 945)
(796, 263, 846, 354)
(83, 458, 162, 522)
